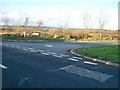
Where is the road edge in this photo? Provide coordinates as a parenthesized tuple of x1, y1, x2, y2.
(71, 49, 119, 67)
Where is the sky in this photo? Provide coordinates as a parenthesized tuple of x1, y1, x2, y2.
(0, 0, 119, 30)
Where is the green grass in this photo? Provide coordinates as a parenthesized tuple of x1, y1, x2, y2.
(74, 45, 119, 64)
(1, 35, 74, 42)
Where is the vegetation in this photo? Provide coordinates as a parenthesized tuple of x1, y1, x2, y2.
(0, 27, 119, 42)
(74, 45, 119, 64)
(2, 34, 74, 41)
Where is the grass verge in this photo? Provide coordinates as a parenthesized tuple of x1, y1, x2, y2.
(73, 45, 119, 64)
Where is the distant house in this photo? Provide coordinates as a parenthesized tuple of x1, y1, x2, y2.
(31, 32, 40, 36)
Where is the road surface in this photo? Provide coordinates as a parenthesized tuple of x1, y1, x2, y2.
(1, 41, 119, 88)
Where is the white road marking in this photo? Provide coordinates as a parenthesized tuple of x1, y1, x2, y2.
(59, 54, 69, 57)
(13, 40, 17, 41)
(5, 44, 8, 46)
(8, 40, 11, 41)
(45, 45, 53, 47)
(22, 48, 28, 51)
(37, 50, 44, 52)
(48, 52, 56, 55)
(53, 55, 63, 58)
(16, 47, 21, 49)
(41, 53, 50, 55)
(59, 65, 113, 83)
(17, 47, 21, 49)
(10, 44, 15, 47)
(67, 58, 79, 62)
(15, 46, 20, 48)
(29, 50, 37, 52)
(0, 64, 7, 69)
(84, 61, 98, 65)
(21, 46, 25, 48)
(28, 48, 33, 49)
(72, 57, 83, 60)
(10, 46, 15, 47)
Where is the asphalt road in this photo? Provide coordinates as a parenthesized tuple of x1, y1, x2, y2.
(1, 41, 119, 88)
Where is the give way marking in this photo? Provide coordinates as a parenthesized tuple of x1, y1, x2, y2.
(45, 45, 53, 47)
(0, 64, 7, 69)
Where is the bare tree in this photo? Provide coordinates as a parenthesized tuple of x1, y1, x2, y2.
(14, 20, 21, 34)
(24, 17, 29, 28)
(98, 13, 108, 30)
(58, 15, 70, 30)
(2, 16, 9, 31)
(97, 13, 109, 39)
(82, 13, 91, 29)
(37, 19, 43, 28)
(57, 15, 71, 38)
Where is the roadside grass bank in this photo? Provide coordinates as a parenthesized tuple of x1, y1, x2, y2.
(73, 45, 119, 64)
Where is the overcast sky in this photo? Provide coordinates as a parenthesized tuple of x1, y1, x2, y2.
(0, 0, 119, 30)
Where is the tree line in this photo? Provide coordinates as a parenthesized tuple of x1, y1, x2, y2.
(0, 13, 119, 41)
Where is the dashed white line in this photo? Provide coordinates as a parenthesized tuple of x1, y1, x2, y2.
(84, 61, 98, 65)
(53, 55, 63, 58)
(29, 50, 37, 52)
(41, 53, 50, 55)
(28, 48, 33, 49)
(48, 52, 56, 55)
(22, 48, 28, 51)
(8, 39, 13, 41)
(59, 54, 69, 57)
(37, 50, 44, 52)
(21, 46, 25, 48)
(0, 64, 7, 69)
(16, 47, 21, 49)
(13, 40, 17, 41)
(72, 57, 83, 60)
(67, 58, 79, 62)
(45, 45, 53, 47)
(10, 45, 15, 47)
